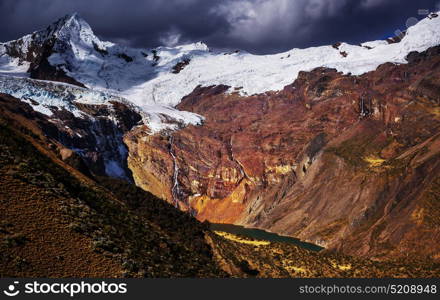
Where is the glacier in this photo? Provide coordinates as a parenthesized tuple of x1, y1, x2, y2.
(0, 11, 440, 132)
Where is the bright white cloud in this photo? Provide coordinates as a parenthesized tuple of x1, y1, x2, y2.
(159, 29, 182, 47)
(304, 0, 347, 18)
(212, 0, 351, 44)
(212, 0, 296, 43)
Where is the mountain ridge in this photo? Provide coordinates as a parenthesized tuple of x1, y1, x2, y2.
(1, 12, 440, 111)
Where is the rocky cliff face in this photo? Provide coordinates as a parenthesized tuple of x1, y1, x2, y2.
(125, 46, 440, 260)
(3, 108, 438, 278)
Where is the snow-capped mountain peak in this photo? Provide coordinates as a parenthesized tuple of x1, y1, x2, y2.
(49, 12, 100, 46)
(0, 13, 97, 58)
(1, 11, 440, 134)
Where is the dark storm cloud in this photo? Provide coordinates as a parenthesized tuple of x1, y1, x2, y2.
(1, 0, 439, 54)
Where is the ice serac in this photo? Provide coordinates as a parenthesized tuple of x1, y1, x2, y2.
(126, 45, 440, 261)
(0, 76, 143, 179)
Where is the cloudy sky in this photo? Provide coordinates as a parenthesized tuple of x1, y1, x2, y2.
(1, 0, 440, 54)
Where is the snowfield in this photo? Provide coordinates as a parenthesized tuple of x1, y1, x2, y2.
(0, 12, 440, 132)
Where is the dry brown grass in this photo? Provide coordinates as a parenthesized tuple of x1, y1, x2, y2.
(0, 173, 124, 277)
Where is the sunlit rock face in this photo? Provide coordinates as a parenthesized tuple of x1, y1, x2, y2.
(127, 46, 440, 260)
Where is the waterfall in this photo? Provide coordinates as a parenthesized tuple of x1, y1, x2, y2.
(169, 135, 180, 208)
(360, 96, 365, 117)
(229, 136, 249, 182)
(359, 95, 370, 118)
(169, 134, 197, 216)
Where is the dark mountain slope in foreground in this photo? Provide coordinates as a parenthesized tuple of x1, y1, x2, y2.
(0, 97, 224, 277)
(1, 95, 439, 277)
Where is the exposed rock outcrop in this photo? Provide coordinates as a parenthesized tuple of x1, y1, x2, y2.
(126, 46, 440, 261)
(2, 79, 440, 278)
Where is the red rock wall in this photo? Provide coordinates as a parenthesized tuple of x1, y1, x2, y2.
(125, 46, 440, 260)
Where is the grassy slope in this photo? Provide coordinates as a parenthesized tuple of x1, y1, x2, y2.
(0, 115, 225, 277)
